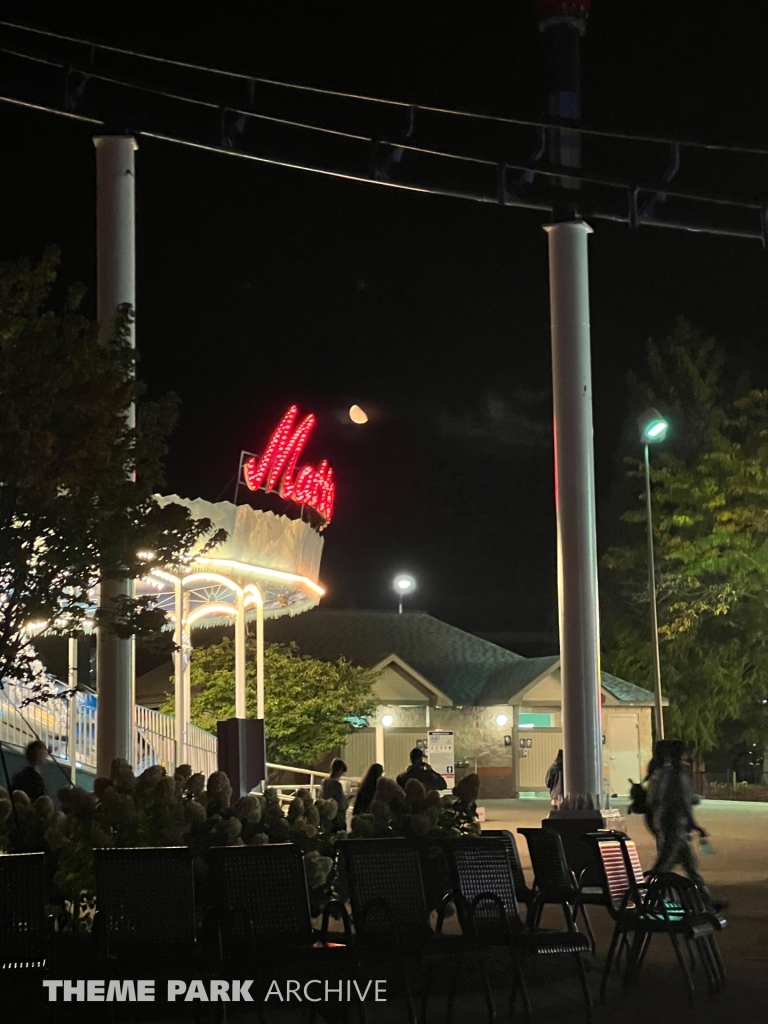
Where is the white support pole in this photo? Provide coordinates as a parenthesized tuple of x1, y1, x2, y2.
(546, 219, 603, 811)
(94, 134, 138, 777)
(67, 638, 78, 786)
(235, 590, 247, 719)
(181, 593, 191, 767)
(375, 723, 385, 770)
(173, 579, 184, 764)
(256, 597, 265, 721)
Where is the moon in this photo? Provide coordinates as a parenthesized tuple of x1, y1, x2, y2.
(349, 404, 369, 425)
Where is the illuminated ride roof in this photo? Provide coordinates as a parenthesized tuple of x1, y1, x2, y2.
(136, 495, 326, 630)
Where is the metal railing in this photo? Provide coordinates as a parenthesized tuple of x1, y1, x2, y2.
(0, 684, 218, 780)
(0, 683, 97, 770)
(0, 684, 358, 795)
(266, 761, 361, 800)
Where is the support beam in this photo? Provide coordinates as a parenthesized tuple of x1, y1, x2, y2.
(235, 590, 247, 719)
(255, 597, 265, 721)
(173, 579, 185, 765)
(67, 638, 78, 786)
(94, 134, 138, 777)
(546, 219, 602, 810)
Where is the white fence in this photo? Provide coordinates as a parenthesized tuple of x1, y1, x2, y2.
(0, 685, 355, 795)
(0, 684, 217, 780)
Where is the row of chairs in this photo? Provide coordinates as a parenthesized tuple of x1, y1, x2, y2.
(490, 826, 726, 1006)
(0, 827, 726, 1022)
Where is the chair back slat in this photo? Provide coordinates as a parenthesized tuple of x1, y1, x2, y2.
(583, 831, 648, 914)
(517, 828, 574, 895)
(207, 844, 313, 951)
(0, 852, 47, 969)
(95, 847, 195, 957)
(624, 839, 646, 887)
(481, 829, 531, 902)
(339, 839, 430, 942)
(446, 838, 523, 941)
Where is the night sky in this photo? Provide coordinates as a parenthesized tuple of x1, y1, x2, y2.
(3, 4, 768, 647)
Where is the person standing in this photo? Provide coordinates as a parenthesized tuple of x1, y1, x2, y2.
(10, 740, 49, 801)
(546, 749, 564, 807)
(396, 748, 447, 792)
(321, 758, 349, 818)
(352, 763, 383, 816)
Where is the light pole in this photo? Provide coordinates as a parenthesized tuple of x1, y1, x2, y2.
(637, 408, 669, 740)
(393, 574, 416, 614)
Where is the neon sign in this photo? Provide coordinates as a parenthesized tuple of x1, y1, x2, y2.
(243, 406, 335, 523)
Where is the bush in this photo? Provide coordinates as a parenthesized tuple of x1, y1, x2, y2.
(0, 765, 482, 926)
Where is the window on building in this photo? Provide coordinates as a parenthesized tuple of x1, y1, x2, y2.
(519, 712, 555, 728)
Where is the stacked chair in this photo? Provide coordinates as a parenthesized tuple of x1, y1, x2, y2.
(583, 830, 726, 1005)
(0, 850, 50, 1016)
(442, 837, 592, 1023)
(339, 837, 495, 1024)
(206, 842, 355, 1023)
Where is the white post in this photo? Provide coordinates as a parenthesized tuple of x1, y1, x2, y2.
(67, 638, 78, 786)
(173, 579, 184, 763)
(181, 593, 191, 767)
(235, 590, 247, 719)
(546, 219, 603, 811)
(644, 444, 665, 740)
(256, 597, 265, 721)
(375, 723, 385, 770)
(94, 134, 138, 777)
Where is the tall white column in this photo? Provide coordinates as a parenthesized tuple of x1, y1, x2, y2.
(546, 219, 603, 810)
(94, 135, 138, 777)
(235, 591, 247, 719)
(67, 638, 78, 786)
(375, 724, 385, 770)
(256, 599, 265, 721)
(173, 579, 185, 764)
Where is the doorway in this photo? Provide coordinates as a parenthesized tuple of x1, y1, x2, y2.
(607, 714, 641, 797)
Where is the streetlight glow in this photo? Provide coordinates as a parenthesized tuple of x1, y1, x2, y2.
(637, 408, 669, 444)
(381, 714, 394, 727)
(393, 573, 416, 614)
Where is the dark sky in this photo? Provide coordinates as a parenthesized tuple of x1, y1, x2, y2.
(3, 3, 768, 644)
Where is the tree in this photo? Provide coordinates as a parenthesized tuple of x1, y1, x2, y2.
(602, 318, 768, 753)
(0, 249, 224, 694)
(168, 637, 378, 766)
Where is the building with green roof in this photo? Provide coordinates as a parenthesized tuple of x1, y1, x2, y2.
(264, 610, 660, 798)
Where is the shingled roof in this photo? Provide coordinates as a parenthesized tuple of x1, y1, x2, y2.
(264, 610, 524, 704)
(263, 609, 655, 706)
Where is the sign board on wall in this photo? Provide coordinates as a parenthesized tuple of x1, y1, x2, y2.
(428, 730, 455, 789)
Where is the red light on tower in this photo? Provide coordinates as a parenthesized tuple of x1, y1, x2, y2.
(243, 406, 336, 524)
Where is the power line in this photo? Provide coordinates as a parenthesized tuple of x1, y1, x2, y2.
(4, 19, 768, 158)
(0, 22, 766, 242)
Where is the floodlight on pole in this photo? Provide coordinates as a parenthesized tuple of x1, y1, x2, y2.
(393, 573, 416, 614)
(637, 408, 669, 740)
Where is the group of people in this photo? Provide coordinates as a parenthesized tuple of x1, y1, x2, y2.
(545, 739, 722, 910)
(321, 746, 447, 818)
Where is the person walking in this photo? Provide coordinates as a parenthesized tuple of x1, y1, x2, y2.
(352, 763, 383, 816)
(396, 748, 447, 792)
(647, 739, 717, 904)
(546, 749, 564, 807)
(10, 740, 49, 801)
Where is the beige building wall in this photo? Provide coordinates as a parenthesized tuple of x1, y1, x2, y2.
(360, 697, 653, 799)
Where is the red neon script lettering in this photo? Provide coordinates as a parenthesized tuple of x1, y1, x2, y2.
(243, 406, 336, 522)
